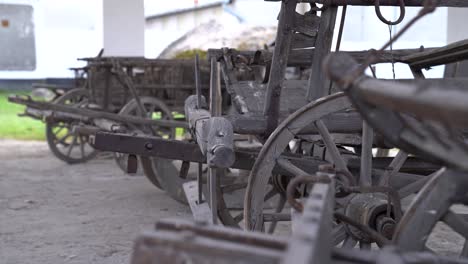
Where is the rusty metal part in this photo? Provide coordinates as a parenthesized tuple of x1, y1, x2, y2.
(325, 0, 437, 89)
(334, 212, 390, 247)
(281, 180, 336, 264)
(374, 0, 406, 25)
(286, 174, 332, 213)
(342, 186, 402, 221)
(342, 193, 395, 243)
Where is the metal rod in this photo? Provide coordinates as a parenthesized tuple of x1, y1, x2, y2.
(335, 5, 347, 52)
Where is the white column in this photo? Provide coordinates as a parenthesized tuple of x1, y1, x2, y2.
(447, 8, 468, 43)
(102, 0, 145, 57)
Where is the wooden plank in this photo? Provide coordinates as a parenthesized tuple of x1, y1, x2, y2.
(263, 0, 297, 136)
(294, 12, 320, 37)
(402, 39, 468, 69)
(291, 33, 317, 50)
(183, 181, 216, 224)
(307, 6, 338, 100)
(209, 47, 431, 68)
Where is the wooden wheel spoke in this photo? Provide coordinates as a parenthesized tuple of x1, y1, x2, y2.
(79, 136, 85, 158)
(277, 158, 309, 177)
(262, 213, 291, 222)
(56, 131, 73, 145)
(314, 120, 351, 174)
(360, 121, 374, 187)
(359, 242, 371, 250)
(332, 224, 347, 245)
(397, 175, 431, 198)
(267, 196, 287, 234)
(442, 210, 468, 238)
(221, 183, 248, 193)
(263, 188, 278, 202)
(462, 241, 468, 257)
(53, 126, 66, 135)
(397, 170, 441, 198)
(66, 134, 78, 157)
(342, 235, 358, 248)
(378, 150, 408, 186)
(233, 212, 244, 224)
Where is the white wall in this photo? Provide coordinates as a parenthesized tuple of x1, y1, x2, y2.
(145, 6, 226, 58)
(0, 1, 465, 79)
(103, 0, 144, 57)
(0, 0, 103, 79)
(447, 8, 468, 43)
(337, 6, 448, 79)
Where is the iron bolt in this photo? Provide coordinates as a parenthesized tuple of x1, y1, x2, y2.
(145, 143, 153, 150)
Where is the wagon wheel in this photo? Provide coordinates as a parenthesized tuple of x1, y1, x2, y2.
(394, 168, 468, 257)
(114, 96, 175, 174)
(241, 93, 433, 247)
(115, 97, 176, 191)
(46, 88, 98, 164)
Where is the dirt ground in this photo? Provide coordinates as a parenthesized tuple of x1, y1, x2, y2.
(0, 140, 191, 264)
(1, 140, 466, 263)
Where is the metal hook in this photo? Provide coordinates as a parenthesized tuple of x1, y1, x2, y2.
(374, 0, 406, 26)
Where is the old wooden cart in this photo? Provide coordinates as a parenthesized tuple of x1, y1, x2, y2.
(66, 0, 468, 262)
(9, 56, 212, 163)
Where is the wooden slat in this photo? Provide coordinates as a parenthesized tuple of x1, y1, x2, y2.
(183, 181, 216, 224)
(402, 39, 468, 69)
(307, 6, 338, 100)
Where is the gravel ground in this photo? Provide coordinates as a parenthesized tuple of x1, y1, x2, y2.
(0, 140, 191, 264)
(0, 140, 466, 263)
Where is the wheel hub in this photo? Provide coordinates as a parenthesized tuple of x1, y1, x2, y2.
(344, 193, 395, 242)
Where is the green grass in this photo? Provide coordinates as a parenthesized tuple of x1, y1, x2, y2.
(0, 90, 187, 141)
(173, 49, 207, 60)
(0, 90, 46, 141)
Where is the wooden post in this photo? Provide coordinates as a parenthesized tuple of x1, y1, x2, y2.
(307, 6, 338, 101)
(262, 0, 297, 136)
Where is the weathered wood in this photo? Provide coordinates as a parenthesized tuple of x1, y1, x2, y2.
(210, 58, 222, 117)
(185, 95, 235, 168)
(291, 33, 317, 50)
(307, 6, 338, 100)
(263, 0, 297, 136)
(294, 12, 320, 37)
(360, 78, 468, 125)
(93, 132, 326, 174)
(183, 181, 215, 224)
(206, 117, 235, 169)
(402, 39, 468, 69)
(230, 80, 309, 117)
(185, 95, 211, 155)
(281, 182, 334, 264)
(225, 114, 268, 134)
(131, 230, 283, 264)
(209, 47, 433, 68)
(8, 95, 188, 128)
